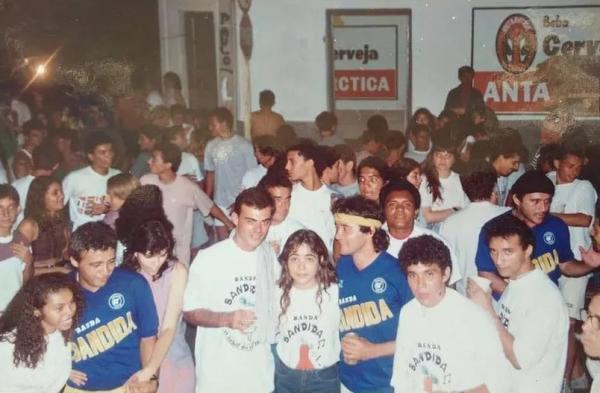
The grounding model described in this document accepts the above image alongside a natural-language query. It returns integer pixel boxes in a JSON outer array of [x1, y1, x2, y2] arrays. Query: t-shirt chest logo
[[543, 231, 556, 245], [108, 293, 125, 310], [371, 277, 387, 294]]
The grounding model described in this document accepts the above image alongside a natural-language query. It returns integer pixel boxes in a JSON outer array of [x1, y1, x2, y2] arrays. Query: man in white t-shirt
[[0, 184, 33, 312], [183, 187, 279, 393], [439, 161, 509, 293], [63, 132, 121, 230], [468, 214, 568, 393], [285, 142, 335, 251], [241, 135, 280, 190], [392, 234, 510, 393], [547, 143, 597, 390], [258, 172, 304, 255], [141, 142, 233, 265], [165, 125, 204, 182], [204, 107, 257, 240], [380, 180, 461, 287]]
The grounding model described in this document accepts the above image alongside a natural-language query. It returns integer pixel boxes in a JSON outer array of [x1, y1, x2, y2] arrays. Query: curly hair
[[122, 219, 176, 281], [277, 230, 336, 325], [0, 273, 84, 368], [115, 185, 172, 247], [398, 235, 451, 275], [332, 195, 389, 252], [24, 176, 67, 229]]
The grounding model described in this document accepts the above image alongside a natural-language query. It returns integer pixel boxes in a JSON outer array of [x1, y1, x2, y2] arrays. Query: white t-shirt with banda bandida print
[[183, 238, 276, 393], [274, 284, 340, 370], [392, 289, 511, 393]]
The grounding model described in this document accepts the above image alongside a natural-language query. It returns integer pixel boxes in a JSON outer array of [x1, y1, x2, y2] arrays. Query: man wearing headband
[[475, 171, 600, 297], [333, 195, 413, 393]]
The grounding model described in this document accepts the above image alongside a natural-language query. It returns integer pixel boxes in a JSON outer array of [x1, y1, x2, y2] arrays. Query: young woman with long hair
[[122, 219, 195, 392], [419, 134, 469, 232], [0, 273, 84, 392], [274, 229, 340, 393], [18, 176, 70, 274]]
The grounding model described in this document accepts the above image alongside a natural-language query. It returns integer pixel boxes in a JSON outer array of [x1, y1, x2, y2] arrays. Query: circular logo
[[496, 13, 537, 74], [371, 277, 387, 294], [108, 293, 125, 310], [543, 231, 556, 246]]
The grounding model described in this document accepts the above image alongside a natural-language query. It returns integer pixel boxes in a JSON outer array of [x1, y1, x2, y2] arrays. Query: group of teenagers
[[2, 73, 600, 393]]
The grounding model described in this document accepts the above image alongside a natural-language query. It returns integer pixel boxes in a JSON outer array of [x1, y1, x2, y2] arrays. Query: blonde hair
[[107, 173, 140, 200]]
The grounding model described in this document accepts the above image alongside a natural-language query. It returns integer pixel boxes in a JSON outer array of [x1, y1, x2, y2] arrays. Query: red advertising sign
[[472, 7, 600, 116], [334, 69, 397, 99]]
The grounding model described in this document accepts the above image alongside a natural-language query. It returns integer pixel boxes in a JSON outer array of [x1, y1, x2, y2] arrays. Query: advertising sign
[[333, 26, 398, 100], [472, 6, 600, 117]]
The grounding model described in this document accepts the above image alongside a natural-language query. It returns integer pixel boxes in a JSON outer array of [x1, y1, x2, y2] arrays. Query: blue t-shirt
[[476, 211, 574, 285], [69, 268, 159, 390], [337, 252, 413, 393]]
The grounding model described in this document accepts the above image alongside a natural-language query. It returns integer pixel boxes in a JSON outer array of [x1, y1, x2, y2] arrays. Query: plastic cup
[[470, 276, 492, 293]]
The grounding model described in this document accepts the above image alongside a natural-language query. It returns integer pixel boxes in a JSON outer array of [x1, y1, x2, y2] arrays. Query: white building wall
[[160, 0, 594, 124]]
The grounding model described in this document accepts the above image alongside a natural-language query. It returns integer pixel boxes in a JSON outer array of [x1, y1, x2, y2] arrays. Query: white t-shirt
[[0, 330, 71, 393], [141, 174, 213, 266], [419, 171, 470, 213], [287, 183, 335, 252], [62, 166, 121, 230], [183, 238, 275, 393], [0, 161, 8, 184], [11, 99, 32, 126], [204, 134, 257, 207], [439, 201, 510, 294], [331, 181, 359, 198], [274, 284, 340, 369], [0, 234, 25, 312], [384, 224, 461, 286], [241, 165, 267, 190], [404, 140, 432, 164], [392, 289, 511, 393], [265, 216, 305, 256], [547, 172, 597, 260], [11, 174, 34, 226], [177, 152, 204, 181], [496, 268, 569, 393]]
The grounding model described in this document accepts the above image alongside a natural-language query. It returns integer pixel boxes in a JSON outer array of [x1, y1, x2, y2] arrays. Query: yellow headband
[[335, 213, 382, 229]]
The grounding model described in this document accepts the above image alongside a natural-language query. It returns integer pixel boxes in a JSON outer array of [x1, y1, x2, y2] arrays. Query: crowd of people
[[0, 65, 600, 393]]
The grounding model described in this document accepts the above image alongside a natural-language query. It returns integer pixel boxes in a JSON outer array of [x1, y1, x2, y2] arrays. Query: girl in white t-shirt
[[419, 136, 469, 232], [0, 273, 83, 393], [275, 229, 341, 393]]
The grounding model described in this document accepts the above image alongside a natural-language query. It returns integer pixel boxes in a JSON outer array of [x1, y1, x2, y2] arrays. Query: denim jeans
[[274, 350, 340, 393]]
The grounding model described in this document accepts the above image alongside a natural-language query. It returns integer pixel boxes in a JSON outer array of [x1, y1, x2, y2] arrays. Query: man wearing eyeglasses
[[468, 213, 568, 393]]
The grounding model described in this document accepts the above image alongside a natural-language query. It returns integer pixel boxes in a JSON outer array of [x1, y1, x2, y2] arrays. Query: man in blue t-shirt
[[475, 171, 600, 297], [65, 222, 159, 393], [333, 195, 413, 393]]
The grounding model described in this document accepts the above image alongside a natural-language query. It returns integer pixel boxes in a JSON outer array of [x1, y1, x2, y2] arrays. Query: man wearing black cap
[[475, 170, 600, 297]]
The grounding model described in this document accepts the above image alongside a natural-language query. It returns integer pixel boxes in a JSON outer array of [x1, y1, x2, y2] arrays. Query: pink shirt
[[140, 174, 213, 265]]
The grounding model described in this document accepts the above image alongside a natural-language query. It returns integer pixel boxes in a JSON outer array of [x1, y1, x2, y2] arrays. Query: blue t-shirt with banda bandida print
[[336, 251, 413, 393], [476, 211, 574, 285], [69, 267, 158, 390]]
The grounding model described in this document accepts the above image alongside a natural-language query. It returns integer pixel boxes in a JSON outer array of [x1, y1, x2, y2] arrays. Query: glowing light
[[35, 64, 46, 76], [451, 16, 456, 20]]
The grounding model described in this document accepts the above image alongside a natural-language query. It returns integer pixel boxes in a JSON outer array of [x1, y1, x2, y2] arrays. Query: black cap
[[510, 171, 555, 199]]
